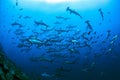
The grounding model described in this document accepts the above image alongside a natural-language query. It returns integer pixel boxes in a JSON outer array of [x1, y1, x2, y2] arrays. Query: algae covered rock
[[0, 43, 31, 80]]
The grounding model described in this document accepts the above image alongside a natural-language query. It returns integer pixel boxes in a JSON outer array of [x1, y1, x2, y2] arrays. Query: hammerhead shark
[[34, 20, 49, 28], [85, 20, 93, 31], [66, 7, 82, 19], [16, 0, 18, 6], [98, 8, 104, 20]]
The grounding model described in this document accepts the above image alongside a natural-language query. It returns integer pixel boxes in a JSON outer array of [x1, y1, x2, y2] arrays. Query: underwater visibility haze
[[0, 0, 120, 80]]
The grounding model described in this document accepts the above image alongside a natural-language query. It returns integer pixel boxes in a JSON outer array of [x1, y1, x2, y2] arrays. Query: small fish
[[24, 16, 31, 19], [68, 48, 79, 54], [66, 25, 76, 28], [56, 16, 64, 19], [64, 17, 71, 20], [19, 8, 23, 11], [56, 16, 70, 20], [14, 29, 24, 35], [71, 39, 78, 43], [105, 48, 112, 55], [55, 29, 69, 33], [18, 15, 22, 19], [27, 37, 42, 44], [54, 21, 62, 24], [41, 72, 51, 77], [111, 34, 118, 41], [30, 56, 54, 63]]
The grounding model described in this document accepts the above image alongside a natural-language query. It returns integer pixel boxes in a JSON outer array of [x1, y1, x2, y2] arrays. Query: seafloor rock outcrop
[[0, 44, 31, 80]]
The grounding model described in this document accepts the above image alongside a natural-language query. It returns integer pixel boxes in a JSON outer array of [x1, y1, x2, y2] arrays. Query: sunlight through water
[[10, 0, 110, 13]]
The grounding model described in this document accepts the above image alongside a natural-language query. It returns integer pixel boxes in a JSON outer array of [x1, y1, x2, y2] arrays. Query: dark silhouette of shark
[[98, 8, 104, 20], [34, 20, 49, 28], [66, 7, 82, 19], [56, 16, 70, 20], [106, 30, 111, 39], [85, 20, 93, 30], [11, 22, 23, 27], [16, 0, 18, 6]]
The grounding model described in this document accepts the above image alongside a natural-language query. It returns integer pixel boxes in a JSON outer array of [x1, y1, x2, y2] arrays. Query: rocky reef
[[0, 44, 31, 80]]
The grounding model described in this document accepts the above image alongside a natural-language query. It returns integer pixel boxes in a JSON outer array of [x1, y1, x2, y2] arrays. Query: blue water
[[0, 0, 120, 80]]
